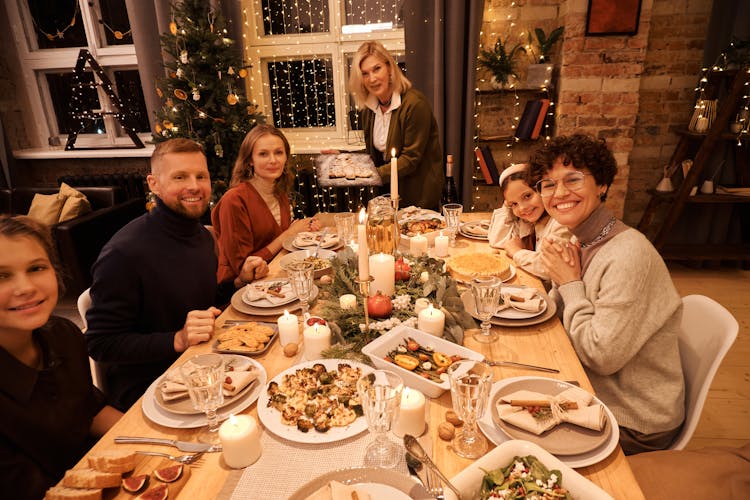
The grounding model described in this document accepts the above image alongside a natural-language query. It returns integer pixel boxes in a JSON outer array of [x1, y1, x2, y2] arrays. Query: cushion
[[59, 182, 87, 200], [27, 193, 64, 225], [59, 195, 92, 222]]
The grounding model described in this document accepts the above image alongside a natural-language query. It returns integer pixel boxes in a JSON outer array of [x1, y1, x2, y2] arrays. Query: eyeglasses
[[535, 171, 592, 197]]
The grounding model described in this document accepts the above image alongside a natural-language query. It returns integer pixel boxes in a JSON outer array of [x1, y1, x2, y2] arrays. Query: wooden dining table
[[69, 212, 645, 499]]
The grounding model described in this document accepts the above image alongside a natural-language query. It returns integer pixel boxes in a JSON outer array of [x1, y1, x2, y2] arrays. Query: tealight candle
[[418, 304, 445, 337], [369, 253, 395, 296], [393, 387, 426, 437], [414, 298, 431, 315], [434, 231, 449, 257], [277, 310, 299, 346], [410, 232, 428, 256], [303, 323, 331, 360], [219, 415, 261, 468], [390, 148, 398, 204], [357, 209, 369, 281], [339, 294, 357, 310]]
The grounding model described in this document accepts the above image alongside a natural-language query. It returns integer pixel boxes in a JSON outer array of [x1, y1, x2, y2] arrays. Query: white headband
[[498, 163, 529, 187]]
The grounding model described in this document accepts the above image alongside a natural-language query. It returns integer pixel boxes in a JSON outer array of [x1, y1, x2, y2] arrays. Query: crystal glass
[[357, 370, 403, 467], [334, 212, 355, 247], [367, 195, 400, 255], [471, 276, 501, 343], [442, 203, 463, 247], [284, 261, 315, 316], [180, 353, 225, 444], [447, 360, 493, 459]]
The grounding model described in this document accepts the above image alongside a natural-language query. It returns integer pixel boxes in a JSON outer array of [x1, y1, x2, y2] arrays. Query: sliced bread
[[44, 485, 102, 500], [62, 468, 121, 489], [87, 449, 136, 473]]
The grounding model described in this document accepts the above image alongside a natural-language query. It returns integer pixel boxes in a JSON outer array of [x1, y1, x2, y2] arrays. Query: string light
[[31, 0, 79, 41]]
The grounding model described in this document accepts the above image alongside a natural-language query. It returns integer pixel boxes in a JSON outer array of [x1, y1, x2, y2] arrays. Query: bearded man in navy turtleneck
[[85, 138, 267, 411]]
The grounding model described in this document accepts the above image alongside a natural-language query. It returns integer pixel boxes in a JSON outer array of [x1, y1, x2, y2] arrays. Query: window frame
[[4, 0, 150, 149]]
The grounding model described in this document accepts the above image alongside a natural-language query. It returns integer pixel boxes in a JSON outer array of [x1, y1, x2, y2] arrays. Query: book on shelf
[[515, 99, 544, 140], [479, 145, 500, 185], [530, 98, 551, 140], [474, 147, 493, 184]]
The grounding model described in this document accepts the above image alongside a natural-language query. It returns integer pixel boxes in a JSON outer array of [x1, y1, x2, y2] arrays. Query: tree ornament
[[180, 50, 189, 64], [176, 68, 184, 78], [162, 120, 174, 129], [214, 143, 224, 157], [169, 21, 177, 35], [192, 88, 200, 101], [238, 68, 248, 78], [174, 89, 188, 100], [227, 66, 235, 75], [227, 93, 238, 105], [156, 87, 163, 98]]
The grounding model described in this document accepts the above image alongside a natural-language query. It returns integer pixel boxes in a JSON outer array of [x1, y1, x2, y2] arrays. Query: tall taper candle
[[357, 208, 369, 280], [390, 148, 398, 204]]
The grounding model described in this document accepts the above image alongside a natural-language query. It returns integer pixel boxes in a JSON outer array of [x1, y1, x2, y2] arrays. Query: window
[[244, 0, 405, 152], [4, 0, 149, 148]]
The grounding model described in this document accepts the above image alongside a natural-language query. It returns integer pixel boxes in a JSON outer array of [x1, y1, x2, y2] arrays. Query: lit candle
[[418, 304, 445, 337], [414, 298, 431, 315], [390, 148, 398, 204], [368, 253, 395, 297], [357, 208, 369, 280], [434, 231, 449, 257], [339, 294, 357, 310], [219, 414, 262, 468], [303, 323, 331, 360], [277, 310, 299, 347], [409, 232, 428, 256], [393, 387, 426, 437]]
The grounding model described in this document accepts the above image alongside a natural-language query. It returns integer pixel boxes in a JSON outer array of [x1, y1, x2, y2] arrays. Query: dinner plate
[[477, 377, 620, 468], [277, 249, 336, 278], [495, 285, 548, 320], [460, 289, 557, 327], [257, 359, 373, 444], [397, 206, 441, 221], [212, 321, 279, 356], [154, 355, 256, 415], [288, 467, 430, 500], [231, 285, 319, 316], [241, 280, 296, 308], [459, 220, 490, 240], [283, 233, 342, 252], [142, 357, 267, 429]]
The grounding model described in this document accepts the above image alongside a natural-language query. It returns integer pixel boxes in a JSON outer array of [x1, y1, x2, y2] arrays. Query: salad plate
[[458, 220, 490, 240], [241, 280, 296, 308], [288, 467, 430, 500]]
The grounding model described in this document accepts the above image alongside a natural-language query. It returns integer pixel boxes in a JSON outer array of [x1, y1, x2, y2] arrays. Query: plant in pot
[[478, 37, 527, 89], [526, 26, 563, 88]]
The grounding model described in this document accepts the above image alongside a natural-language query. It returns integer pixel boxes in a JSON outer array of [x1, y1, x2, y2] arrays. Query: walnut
[[445, 410, 463, 427], [438, 422, 455, 441]]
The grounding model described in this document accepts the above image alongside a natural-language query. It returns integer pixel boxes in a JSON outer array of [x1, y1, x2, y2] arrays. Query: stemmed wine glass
[[180, 353, 225, 444], [447, 359, 493, 459], [285, 261, 315, 316], [471, 275, 502, 343], [442, 203, 463, 247], [356, 370, 404, 467]]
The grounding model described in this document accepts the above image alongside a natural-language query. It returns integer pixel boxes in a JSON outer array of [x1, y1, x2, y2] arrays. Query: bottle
[[441, 154, 459, 207]]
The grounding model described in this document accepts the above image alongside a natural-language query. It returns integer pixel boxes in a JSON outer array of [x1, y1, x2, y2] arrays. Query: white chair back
[[77, 288, 105, 391], [670, 294, 738, 450]]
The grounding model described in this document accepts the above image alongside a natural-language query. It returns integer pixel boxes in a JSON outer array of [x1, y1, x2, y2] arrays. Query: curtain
[[403, 0, 484, 206]]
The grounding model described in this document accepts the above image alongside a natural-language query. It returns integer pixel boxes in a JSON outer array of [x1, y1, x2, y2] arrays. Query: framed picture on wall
[[586, 0, 642, 36]]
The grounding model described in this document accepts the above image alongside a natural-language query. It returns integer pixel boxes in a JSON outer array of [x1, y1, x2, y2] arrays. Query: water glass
[[285, 261, 315, 316], [442, 203, 463, 247], [471, 276, 501, 343], [447, 360, 493, 459], [334, 212, 355, 247], [357, 370, 403, 468], [180, 353, 225, 444]]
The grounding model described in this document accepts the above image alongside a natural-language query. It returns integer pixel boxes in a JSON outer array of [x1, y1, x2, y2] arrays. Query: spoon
[[403, 435, 462, 500]]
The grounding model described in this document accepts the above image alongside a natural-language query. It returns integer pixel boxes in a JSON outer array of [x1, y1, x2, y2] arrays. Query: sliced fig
[[154, 463, 183, 483], [136, 482, 168, 500], [122, 474, 149, 493]]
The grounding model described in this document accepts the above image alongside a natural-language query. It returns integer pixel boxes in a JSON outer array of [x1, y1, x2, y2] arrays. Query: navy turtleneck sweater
[[85, 200, 232, 411]]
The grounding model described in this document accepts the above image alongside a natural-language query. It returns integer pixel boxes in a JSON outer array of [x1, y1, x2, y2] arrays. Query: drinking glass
[[442, 203, 463, 247], [447, 360, 493, 459], [180, 353, 225, 444], [367, 195, 400, 255], [334, 212, 355, 247], [471, 276, 501, 343], [285, 261, 315, 316], [357, 370, 404, 467]]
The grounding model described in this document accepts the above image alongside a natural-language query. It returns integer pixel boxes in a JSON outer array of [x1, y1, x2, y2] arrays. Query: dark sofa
[[0, 186, 146, 295]]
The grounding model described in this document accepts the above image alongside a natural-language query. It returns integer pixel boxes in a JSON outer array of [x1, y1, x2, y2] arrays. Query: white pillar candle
[[357, 208, 369, 280], [392, 387, 426, 437], [409, 232, 428, 256], [303, 323, 332, 360], [219, 414, 261, 468], [339, 294, 357, 310], [414, 298, 431, 316], [434, 231, 449, 257], [418, 304, 445, 337], [390, 148, 398, 204], [368, 253, 395, 297], [277, 310, 299, 346]]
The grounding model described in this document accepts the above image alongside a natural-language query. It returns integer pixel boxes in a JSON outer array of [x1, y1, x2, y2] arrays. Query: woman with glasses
[[488, 163, 572, 282], [531, 134, 685, 455]]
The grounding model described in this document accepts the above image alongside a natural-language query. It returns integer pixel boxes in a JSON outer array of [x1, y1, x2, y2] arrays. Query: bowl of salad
[[279, 249, 336, 278]]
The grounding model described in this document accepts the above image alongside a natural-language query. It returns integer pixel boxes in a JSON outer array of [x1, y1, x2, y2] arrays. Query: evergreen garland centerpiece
[[152, 0, 264, 190]]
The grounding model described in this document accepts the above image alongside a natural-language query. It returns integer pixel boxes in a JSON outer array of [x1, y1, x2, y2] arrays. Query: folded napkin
[[160, 362, 255, 400], [243, 282, 293, 305], [500, 288, 544, 313], [304, 480, 371, 500], [294, 232, 339, 248], [222, 369, 259, 396], [496, 387, 606, 435], [464, 221, 490, 236]]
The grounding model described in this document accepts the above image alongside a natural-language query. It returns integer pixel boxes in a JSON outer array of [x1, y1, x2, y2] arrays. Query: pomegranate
[[367, 291, 393, 318], [394, 257, 411, 281]]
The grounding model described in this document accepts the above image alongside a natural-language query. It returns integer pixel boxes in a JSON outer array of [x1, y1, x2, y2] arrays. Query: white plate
[[495, 285, 548, 319], [477, 376, 620, 468], [277, 249, 336, 278], [459, 220, 490, 240], [461, 289, 558, 328], [141, 357, 267, 429], [445, 440, 614, 500], [242, 280, 296, 308], [398, 206, 441, 221], [288, 467, 430, 500], [231, 285, 319, 317], [257, 359, 373, 444]]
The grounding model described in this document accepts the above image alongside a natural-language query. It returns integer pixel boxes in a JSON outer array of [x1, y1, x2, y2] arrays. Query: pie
[[447, 252, 512, 282]]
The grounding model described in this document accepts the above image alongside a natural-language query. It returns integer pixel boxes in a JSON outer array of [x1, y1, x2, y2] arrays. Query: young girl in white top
[[488, 163, 572, 281]]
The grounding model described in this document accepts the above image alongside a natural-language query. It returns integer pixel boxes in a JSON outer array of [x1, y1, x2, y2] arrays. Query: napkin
[[222, 369, 259, 396], [463, 221, 490, 236], [500, 288, 544, 313], [496, 387, 606, 435], [294, 232, 339, 248], [304, 480, 372, 500], [160, 362, 256, 400], [243, 282, 293, 305]]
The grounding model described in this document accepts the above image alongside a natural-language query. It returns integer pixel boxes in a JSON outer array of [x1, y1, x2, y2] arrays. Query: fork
[[135, 450, 204, 464], [311, 228, 329, 258], [424, 464, 445, 500]]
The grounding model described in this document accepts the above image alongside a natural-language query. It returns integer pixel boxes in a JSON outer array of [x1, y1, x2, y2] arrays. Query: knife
[[114, 436, 219, 452], [484, 360, 559, 373]]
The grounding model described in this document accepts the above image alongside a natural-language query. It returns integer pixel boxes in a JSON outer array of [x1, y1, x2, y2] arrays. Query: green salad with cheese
[[480, 455, 573, 499]]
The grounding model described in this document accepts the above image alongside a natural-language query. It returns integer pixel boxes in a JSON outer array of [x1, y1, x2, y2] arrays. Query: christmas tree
[[152, 0, 264, 190]]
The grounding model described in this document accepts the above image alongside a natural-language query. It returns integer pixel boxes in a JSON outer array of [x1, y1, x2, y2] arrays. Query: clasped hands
[[540, 237, 582, 286]]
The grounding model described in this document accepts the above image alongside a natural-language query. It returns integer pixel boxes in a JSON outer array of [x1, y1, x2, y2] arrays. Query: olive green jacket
[[361, 88, 444, 210]]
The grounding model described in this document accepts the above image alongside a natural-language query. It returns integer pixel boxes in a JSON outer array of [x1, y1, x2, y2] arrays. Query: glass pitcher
[[366, 195, 400, 255]]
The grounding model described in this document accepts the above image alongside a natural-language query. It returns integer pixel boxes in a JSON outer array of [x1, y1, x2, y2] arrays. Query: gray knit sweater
[[553, 228, 685, 434]]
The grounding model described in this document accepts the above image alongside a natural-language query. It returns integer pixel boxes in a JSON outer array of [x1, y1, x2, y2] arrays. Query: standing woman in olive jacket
[[350, 41, 444, 210]]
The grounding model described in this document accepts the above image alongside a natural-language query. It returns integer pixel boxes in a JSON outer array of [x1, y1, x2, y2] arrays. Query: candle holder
[[356, 275, 374, 342]]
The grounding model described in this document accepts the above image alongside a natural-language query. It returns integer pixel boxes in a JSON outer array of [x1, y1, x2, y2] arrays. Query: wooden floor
[[54, 263, 750, 449]]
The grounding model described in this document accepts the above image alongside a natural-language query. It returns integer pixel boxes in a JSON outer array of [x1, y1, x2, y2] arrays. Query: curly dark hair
[[530, 134, 617, 200]]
